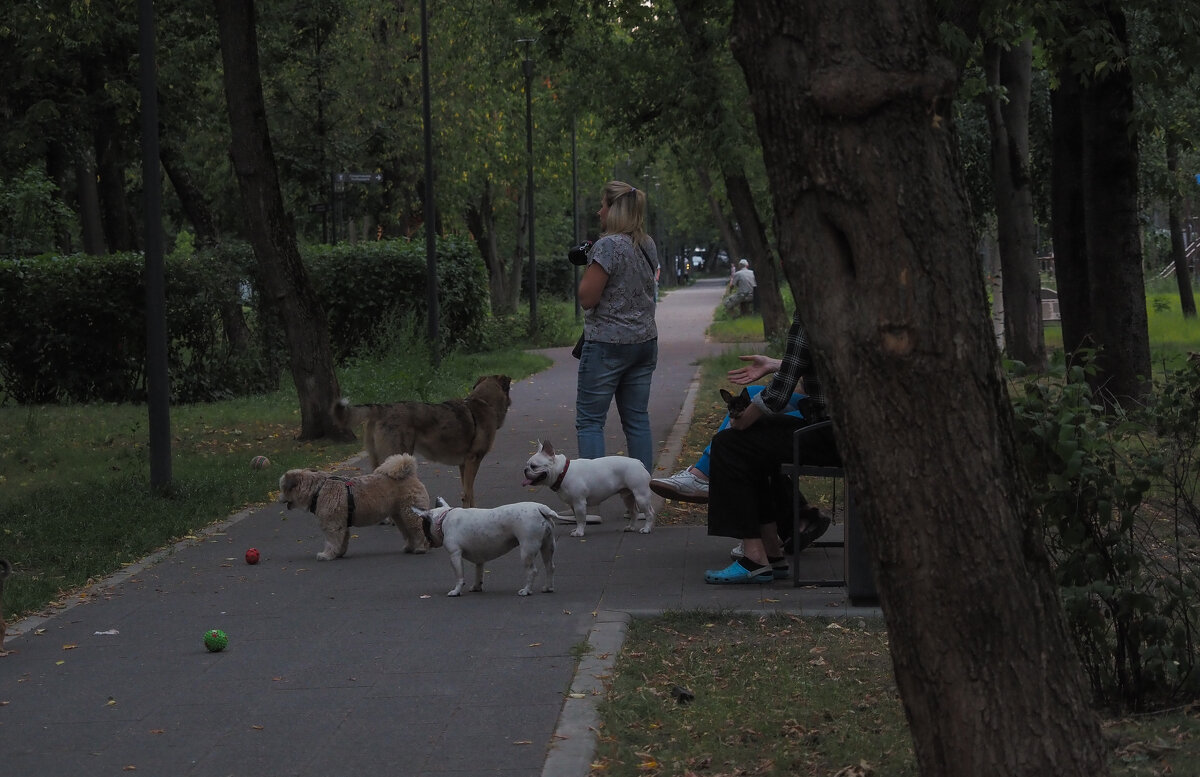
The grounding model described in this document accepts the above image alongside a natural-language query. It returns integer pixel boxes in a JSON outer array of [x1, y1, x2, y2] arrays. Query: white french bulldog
[[411, 497, 557, 597], [522, 440, 655, 537]]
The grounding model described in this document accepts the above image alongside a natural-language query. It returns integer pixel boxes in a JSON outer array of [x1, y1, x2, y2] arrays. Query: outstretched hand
[[727, 355, 781, 385]]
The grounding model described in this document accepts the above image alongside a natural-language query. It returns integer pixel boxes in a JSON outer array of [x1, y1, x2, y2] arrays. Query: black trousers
[[706, 415, 840, 541]]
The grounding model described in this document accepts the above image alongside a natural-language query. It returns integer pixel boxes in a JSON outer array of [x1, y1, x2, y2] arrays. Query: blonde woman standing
[[575, 180, 659, 474]]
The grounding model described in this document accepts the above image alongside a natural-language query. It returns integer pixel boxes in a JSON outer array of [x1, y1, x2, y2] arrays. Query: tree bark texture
[[730, 2, 1109, 776], [1050, 70, 1090, 358], [465, 180, 512, 315], [1051, 5, 1150, 404], [1166, 133, 1196, 317], [983, 38, 1044, 369], [214, 0, 349, 441], [1077, 11, 1150, 404]]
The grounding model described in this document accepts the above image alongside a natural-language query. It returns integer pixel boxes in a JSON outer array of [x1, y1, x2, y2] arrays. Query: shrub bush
[[0, 236, 491, 404], [1011, 352, 1200, 710]]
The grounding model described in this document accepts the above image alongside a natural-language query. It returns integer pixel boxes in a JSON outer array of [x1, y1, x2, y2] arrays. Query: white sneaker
[[649, 468, 710, 503], [556, 507, 602, 525]]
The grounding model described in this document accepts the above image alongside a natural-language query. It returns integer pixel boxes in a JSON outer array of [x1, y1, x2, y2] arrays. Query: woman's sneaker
[[650, 468, 710, 503]]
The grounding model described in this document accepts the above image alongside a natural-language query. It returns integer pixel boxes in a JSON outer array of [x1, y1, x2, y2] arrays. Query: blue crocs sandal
[[705, 560, 773, 584]]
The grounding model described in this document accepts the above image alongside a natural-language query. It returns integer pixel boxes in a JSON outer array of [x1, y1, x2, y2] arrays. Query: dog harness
[[309, 477, 357, 526], [550, 458, 570, 491]]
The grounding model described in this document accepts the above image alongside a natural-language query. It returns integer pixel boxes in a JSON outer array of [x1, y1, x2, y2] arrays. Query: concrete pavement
[[0, 277, 879, 777]]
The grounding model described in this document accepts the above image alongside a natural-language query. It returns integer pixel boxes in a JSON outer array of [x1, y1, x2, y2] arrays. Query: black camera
[[568, 240, 593, 266]]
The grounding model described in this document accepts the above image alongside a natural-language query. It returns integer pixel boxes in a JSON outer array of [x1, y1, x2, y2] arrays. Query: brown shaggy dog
[[279, 454, 431, 560], [333, 374, 512, 507]]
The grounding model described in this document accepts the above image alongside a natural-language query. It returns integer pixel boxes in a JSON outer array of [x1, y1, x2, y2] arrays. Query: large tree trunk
[[214, 0, 349, 441], [1051, 5, 1150, 405], [723, 171, 788, 337], [465, 180, 512, 315], [1166, 133, 1196, 318], [984, 37, 1044, 369], [730, 3, 1108, 776], [1078, 8, 1150, 404]]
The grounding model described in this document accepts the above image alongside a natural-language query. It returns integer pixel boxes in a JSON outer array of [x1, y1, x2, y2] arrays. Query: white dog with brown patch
[[521, 439, 655, 537], [411, 497, 558, 597]]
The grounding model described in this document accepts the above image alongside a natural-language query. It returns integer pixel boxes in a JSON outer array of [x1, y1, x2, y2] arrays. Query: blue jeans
[[576, 339, 658, 472]]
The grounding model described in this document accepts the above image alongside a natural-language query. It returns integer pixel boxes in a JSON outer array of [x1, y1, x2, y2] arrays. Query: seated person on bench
[[698, 310, 839, 584], [651, 361, 805, 564]]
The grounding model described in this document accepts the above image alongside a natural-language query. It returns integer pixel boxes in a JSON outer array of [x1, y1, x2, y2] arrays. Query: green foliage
[[1011, 351, 1200, 709], [0, 237, 492, 405], [0, 251, 266, 404], [304, 236, 489, 356], [0, 167, 75, 258]]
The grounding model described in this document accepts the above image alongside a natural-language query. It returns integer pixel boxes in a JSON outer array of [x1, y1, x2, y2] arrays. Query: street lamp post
[[519, 38, 537, 333], [139, 0, 171, 491], [571, 114, 580, 321], [421, 0, 440, 363]]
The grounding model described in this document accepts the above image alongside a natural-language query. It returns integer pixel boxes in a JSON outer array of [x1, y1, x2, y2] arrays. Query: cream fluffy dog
[[279, 453, 430, 560]]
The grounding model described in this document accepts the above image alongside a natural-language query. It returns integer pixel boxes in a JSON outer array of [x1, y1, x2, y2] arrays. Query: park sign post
[[329, 171, 384, 243]]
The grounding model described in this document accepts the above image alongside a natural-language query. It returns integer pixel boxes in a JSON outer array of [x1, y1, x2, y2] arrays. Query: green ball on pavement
[[204, 629, 228, 652]]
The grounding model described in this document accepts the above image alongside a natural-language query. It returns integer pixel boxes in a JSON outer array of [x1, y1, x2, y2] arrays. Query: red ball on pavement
[[245, 548, 260, 565]]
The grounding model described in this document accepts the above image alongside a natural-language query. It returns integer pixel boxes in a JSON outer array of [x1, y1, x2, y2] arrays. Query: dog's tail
[[537, 504, 560, 526], [377, 453, 419, 480]]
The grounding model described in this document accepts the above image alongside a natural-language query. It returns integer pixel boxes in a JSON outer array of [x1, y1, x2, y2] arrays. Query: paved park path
[[1, 277, 878, 777]]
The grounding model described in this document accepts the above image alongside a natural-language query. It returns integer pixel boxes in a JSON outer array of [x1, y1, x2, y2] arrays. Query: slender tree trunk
[[75, 149, 107, 256], [1051, 68, 1090, 357], [723, 171, 788, 337], [160, 138, 252, 354], [1167, 133, 1196, 318], [696, 167, 744, 263], [213, 0, 350, 441], [984, 37, 1044, 369], [465, 180, 511, 315], [88, 55, 136, 253], [731, 2, 1108, 776]]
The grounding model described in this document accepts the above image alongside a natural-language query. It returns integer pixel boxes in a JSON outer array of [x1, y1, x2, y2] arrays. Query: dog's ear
[[719, 389, 735, 403], [435, 496, 449, 508], [541, 439, 555, 456]]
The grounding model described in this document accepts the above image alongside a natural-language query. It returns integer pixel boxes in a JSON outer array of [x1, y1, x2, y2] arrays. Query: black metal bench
[[781, 421, 878, 605]]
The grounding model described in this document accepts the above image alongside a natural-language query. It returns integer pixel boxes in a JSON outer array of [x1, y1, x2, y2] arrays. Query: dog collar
[[422, 509, 451, 548], [550, 458, 570, 491]]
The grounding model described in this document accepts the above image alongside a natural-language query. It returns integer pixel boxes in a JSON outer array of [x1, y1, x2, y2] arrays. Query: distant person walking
[[574, 180, 660, 473], [725, 259, 756, 316]]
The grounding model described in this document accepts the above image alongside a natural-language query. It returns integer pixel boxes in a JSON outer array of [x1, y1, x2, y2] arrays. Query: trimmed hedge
[[305, 237, 489, 358], [0, 237, 490, 404]]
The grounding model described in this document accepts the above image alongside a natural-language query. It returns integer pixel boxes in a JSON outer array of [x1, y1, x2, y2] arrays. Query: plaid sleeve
[[756, 312, 810, 413]]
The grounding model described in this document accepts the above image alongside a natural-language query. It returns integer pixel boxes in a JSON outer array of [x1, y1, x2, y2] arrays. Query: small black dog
[[719, 387, 752, 419]]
